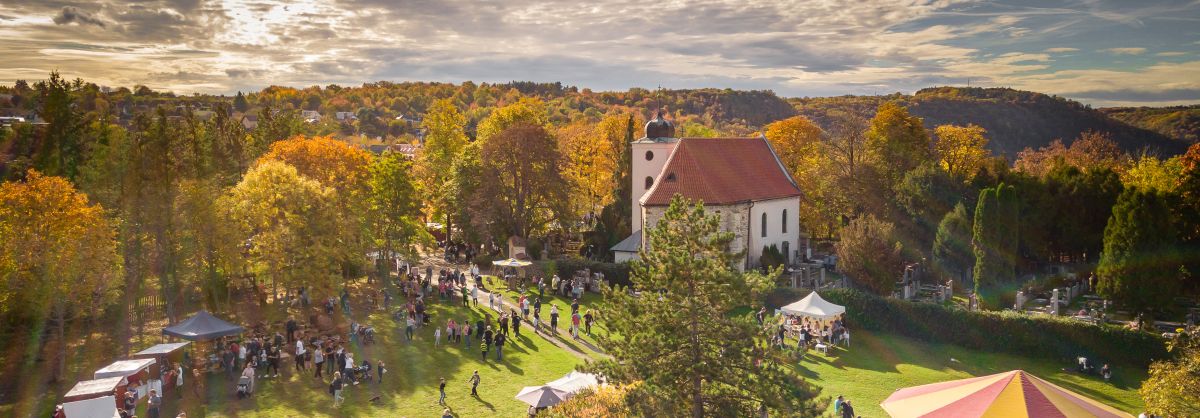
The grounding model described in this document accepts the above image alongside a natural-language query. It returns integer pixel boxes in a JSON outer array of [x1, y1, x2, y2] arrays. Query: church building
[[611, 111, 807, 270]]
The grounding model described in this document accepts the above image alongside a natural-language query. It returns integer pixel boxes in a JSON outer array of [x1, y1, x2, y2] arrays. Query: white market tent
[[780, 291, 845, 320], [93, 358, 156, 380], [493, 258, 533, 268], [63, 376, 126, 401], [62, 395, 121, 418], [547, 371, 599, 394], [516, 385, 571, 408]]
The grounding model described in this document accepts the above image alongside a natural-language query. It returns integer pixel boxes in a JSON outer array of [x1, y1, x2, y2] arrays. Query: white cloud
[[1156, 51, 1189, 57], [0, 0, 1195, 106], [1103, 47, 1147, 55]]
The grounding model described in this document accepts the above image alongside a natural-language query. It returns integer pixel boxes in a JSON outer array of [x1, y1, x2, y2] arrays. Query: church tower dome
[[644, 109, 675, 139]]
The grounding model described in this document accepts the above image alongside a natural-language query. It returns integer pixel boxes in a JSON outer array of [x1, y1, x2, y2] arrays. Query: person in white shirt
[[295, 339, 307, 371]]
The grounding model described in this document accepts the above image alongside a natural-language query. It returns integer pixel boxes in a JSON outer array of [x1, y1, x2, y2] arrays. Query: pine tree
[[233, 91, 249, 112], [933, 202, 973, 283], [593, 196, 824, 417], [1097, 188, 1180, 316]]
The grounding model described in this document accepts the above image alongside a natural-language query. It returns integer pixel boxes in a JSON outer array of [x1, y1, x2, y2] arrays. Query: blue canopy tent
[[162, 310, 244, 341]]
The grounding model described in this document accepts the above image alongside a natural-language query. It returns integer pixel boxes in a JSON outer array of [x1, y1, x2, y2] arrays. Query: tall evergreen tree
[[1097, 188, 1180, 316], [233, 91, 249, 112], [594, 196, 824, 417], [973, 183, 1018, 298], [933, 202, 974, 284]]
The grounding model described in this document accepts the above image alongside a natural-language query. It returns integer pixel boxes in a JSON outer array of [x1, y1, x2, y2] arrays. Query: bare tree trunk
[[53, 305, 67, 383]]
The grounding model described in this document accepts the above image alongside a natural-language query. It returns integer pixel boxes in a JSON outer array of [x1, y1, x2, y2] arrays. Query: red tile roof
[[640, 137, 801, 206]]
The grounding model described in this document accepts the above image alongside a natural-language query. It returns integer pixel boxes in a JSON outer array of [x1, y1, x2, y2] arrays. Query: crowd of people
[[71, 254, 606, 418]]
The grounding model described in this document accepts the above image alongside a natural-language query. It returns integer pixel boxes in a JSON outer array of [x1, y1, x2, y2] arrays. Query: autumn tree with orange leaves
[[0, 170, 121, 381], [258, 135, 374, 277]]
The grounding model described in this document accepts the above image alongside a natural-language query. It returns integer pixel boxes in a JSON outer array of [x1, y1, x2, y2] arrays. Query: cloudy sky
[[1, 0, 1197, 106]]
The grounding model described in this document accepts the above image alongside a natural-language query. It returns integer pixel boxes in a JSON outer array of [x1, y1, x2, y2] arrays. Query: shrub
[[526, 238, 544, 260], [763, 287, 1169, 368], [759, 244, 785, 271], [554, 257, 632, 288]]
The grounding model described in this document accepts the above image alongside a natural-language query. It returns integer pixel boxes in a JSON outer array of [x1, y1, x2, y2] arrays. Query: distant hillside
[[1100, 105, 1200, 143], [789, 87, 1190, 158]]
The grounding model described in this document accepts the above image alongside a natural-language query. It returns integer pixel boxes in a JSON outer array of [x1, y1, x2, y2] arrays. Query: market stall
[[779, 291, 847, 351], [63, 376, 127, 405], [62, 395, 121, 418], [93, 358, 156, 399], [130, 342, 190, 393], [162, 310, 244, 373]]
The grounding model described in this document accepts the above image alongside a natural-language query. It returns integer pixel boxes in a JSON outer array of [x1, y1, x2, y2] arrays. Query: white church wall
[[748, 197, 801, 267], [631, 141, 678, 229]]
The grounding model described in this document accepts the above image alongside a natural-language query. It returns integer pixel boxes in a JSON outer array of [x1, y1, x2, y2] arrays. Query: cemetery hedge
[[766, 288, 1169, 368]]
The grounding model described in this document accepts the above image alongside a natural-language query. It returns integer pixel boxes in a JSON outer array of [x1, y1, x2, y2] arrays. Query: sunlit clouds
[[0, 0, 1196, 106]]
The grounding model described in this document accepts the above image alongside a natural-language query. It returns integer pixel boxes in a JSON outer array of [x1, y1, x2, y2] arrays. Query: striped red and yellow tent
[[880, 370, 1132, 418]]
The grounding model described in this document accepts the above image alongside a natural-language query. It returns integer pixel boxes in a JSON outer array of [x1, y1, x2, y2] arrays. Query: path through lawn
[[796, 330, 1146, 417]]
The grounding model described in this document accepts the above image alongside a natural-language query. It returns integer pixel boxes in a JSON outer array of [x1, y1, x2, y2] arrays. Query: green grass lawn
[[483, 275, 612, 356], [159, 301, 584, 417], [796, 330, 1146, 417]]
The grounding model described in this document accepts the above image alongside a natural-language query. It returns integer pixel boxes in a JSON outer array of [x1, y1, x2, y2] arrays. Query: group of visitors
[[834, 395, 859, 418]]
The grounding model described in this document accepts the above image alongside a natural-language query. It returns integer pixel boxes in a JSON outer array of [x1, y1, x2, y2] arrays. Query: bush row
[[553, 257, 632, 288], [765, 287, 1168, 368]]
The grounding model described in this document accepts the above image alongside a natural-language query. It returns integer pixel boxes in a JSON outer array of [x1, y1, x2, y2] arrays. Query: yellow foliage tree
[[933, 124, 991, 181], [558, 121, 615, 221], [0, 170, 121, 381], [1122, 154, 1183, 193], [416, 99, 468, 239], [477, 97, 550, 143], [222, 161, 339, 300], [546, 384, 637, 418], [764, 116, 843, 237], [258, 135, 374, 275]]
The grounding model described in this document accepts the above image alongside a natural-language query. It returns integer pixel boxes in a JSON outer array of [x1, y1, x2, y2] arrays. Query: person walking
[[495, 332, 506, 361], [377, 360, 386, 384], [488, 292, 495, 311], [460, 319, 470, 347], [286, 316, 297, 343], [325, 343, 336, 376], [295, 338, 307, 371], [405, 315, 416, 341], [472, 284, 479, 306], [313, 344, 324, 378], [438, 377, 447, 405], [550, 305, 559, 334], [267, 344, 281, 378], [584, 309, 594, 336], [469, 370, 480, 397], [512, 313, 521, 337], [122, 389, 136, 417], [841, 400, 855, 418], [434, 326, 442, 348], [191, 367, 203, 398], [147, 389, 162, 418], [571, 311, 581, 339], [330, 372, 345, 407], [480, 340, 489, 361], [174, 363, 183, 399]]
